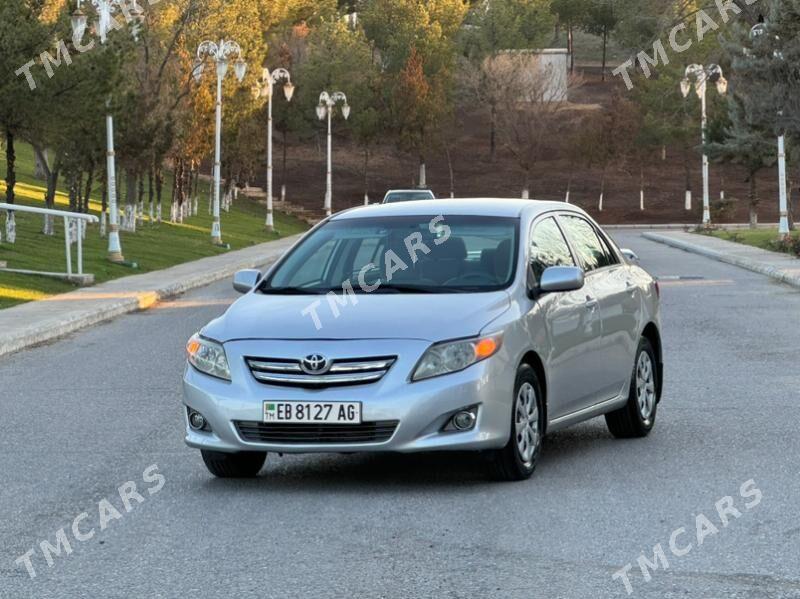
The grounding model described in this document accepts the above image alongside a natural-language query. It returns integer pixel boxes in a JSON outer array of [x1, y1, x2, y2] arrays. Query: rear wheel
[[201, 450, 267, 478], [491, 364, 543, 481], [605, 337, 658, 438]]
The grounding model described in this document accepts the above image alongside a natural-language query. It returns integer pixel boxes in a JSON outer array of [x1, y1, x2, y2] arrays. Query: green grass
[[0, 142, 308, 309], [706, 229, 800, 253]]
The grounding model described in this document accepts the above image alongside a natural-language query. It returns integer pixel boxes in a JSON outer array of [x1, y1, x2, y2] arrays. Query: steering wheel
[[443, 272, 498, 286]]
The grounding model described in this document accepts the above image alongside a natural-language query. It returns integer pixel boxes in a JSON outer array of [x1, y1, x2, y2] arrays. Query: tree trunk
[[684, 148, 692, 210], [100, 175, 108, 237], [445, 145, 455, 198], [522, 168, 531, 199], [83, 164, 95, 213], [137, 174, 145, 225], [124, 170, 137, 232], [748, 173, 758, 229], [155, 167, 163, 223], [418, 157, 426, 188], [5, 130, 15, 204], [639, 165, 645, 211], [489, 102, 497, 162], [601, 28, 608, 81], [363, 147, 370, 205], [568, 25, 574, 73], [147, 168, 154, 222], [788, 176, 795, 231], [565, 173, 572, 203], [599, 170, 606, 211]]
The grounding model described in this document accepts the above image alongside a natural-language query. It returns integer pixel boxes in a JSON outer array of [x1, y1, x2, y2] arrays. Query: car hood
[[204, 291, 511, 343]]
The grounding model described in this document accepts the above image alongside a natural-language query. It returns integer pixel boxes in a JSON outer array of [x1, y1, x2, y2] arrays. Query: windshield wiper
[[370, 284, 441, 294], [260, 286, 330, 295]]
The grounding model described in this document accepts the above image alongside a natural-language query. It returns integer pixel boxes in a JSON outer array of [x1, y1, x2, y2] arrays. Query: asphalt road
[[2, 230, 799, 599]]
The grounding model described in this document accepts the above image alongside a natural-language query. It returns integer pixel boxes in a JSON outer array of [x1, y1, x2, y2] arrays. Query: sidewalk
[[643, 231, 800, 289], [0, 235, 301, 358]]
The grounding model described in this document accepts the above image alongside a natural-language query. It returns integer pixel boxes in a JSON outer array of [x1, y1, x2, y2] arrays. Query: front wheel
[[491, 364, 544, 481], [605, 337, 658, 438], [201, 450, 267, 478]]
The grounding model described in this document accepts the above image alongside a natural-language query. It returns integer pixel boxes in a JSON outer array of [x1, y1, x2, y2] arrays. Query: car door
[[558, 214, 638, 401], [526, 216, 603, 420]]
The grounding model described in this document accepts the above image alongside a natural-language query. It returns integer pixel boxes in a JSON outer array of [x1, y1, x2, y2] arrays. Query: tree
[[461, 0, 555, 160], [0, 0, 49, 208], [575, 91, 639, 212], [581, 0, 619, 80], [494, 54, 573, 198], [708, 95, 776, 228], [361, 0, 468, 183], [551, 0, 588, 72]]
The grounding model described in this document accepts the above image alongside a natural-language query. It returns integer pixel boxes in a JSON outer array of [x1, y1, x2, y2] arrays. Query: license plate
[[263, 401, 362, 424]]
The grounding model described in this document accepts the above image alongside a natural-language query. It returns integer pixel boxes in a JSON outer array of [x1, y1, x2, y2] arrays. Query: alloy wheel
[[515, 382, 540, 467], [636, 352, 656, 422]]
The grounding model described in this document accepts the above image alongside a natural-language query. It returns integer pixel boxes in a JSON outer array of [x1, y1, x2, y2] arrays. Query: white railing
[[0, 203, 99, 281]]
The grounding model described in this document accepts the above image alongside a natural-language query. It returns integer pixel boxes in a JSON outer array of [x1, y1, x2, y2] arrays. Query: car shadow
[[197, 421, 633, 493]]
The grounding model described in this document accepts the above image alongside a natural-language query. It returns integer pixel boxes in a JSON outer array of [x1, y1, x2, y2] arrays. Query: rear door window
[[559, 215, 616, 272]]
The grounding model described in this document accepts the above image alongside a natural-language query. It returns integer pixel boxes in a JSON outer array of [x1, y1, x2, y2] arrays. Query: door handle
[[585, 298, 599, 311]]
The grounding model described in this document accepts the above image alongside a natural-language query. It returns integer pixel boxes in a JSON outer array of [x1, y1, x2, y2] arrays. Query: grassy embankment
[[0, 143, 307, 309]]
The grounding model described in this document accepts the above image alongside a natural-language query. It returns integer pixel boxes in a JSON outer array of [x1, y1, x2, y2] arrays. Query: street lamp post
[[316, 91, 351, 217], [72, 0, 144, 262], [681, 64, 728, 227], [193, 39, 247, 245], [750, 23, 790, 237], [253, 68, 294, 231]]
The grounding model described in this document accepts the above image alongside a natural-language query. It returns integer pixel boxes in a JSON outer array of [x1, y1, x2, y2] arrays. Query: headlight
[[186, 333, 231, 381], [412, 334, 502, 382]]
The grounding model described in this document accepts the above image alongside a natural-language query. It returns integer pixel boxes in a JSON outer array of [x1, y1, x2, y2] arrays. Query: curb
[[642, 232, 800, 290], [0, 235, 302, 359]]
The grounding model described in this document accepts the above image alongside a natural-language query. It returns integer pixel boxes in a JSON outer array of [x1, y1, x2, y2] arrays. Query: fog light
[[452, 410, 477, 431], [188, 409, 209, 431]]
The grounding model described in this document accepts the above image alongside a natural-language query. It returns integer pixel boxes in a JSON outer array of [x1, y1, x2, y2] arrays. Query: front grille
[[235, 420, 399, 444], [246, 356, 396, 387]]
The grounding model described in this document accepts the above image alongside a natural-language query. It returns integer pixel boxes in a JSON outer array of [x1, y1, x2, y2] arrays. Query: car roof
[[332, 198, 589, 221], [383, 189, 434, 195]]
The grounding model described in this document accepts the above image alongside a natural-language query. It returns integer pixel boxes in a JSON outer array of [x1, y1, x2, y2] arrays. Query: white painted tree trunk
[[156, 202, 162, 223], [192, 197, 198, 216], [5, 212, 15, 244], [419, 162, 426, 188], [42, 214, 54, 236], [148, 202, 154, 223], [640, 189, 645, 211], [364, 193, 369, 206], [565, 190, 570, 204], [281, 184, 286, 202], [598, 192, 604, 211], [100, 211, 107, 237], [522, 188, 530, 199], [685, 190, 692, 210]]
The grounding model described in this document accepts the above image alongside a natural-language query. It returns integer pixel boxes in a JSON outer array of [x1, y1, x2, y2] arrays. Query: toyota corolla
[[183, 199, 662, 481]]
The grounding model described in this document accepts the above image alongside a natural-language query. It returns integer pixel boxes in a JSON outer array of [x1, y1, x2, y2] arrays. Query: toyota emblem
[[301, 354, 330, 374]]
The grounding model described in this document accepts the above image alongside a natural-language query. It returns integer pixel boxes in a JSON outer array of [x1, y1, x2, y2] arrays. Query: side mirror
[[233, 269, 261, 294], [539, 266, 585, 293], [620, 248, 640, 263]]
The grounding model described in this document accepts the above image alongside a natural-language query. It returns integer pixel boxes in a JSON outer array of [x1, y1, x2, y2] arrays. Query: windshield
[[384, 191, 435, 203], [262, 215, 519, 294]]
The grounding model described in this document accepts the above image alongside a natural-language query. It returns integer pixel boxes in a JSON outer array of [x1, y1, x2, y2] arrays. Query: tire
[[605, 337, 658, 439], [491, 364, 544, 481], [201, 450, 267, 478]]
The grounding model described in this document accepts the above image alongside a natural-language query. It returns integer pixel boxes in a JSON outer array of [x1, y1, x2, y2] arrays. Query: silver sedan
[[183, 199, 662, 481]]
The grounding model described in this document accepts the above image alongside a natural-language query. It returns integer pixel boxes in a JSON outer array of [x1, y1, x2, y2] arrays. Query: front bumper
[[182, 338, 514, 454]]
